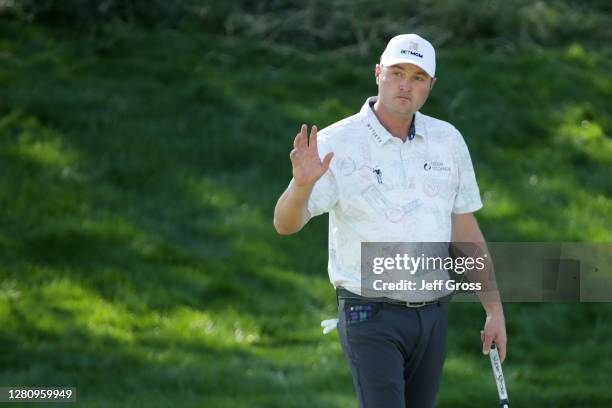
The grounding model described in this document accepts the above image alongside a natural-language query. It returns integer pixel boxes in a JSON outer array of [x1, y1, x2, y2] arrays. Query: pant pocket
[[343, 300, 382, 325]]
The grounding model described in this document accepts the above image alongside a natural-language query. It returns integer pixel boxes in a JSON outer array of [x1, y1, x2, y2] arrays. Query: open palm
[[290, 124, 334, 187]]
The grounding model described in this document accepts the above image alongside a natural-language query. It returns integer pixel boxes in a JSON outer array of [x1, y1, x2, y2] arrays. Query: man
[[273, 33, 507, 408]]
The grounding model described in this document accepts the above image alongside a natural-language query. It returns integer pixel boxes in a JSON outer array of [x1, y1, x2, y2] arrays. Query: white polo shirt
[[291, 96, 483, 296]]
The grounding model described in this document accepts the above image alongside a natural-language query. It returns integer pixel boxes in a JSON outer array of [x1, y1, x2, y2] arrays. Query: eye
[[415, 75, 425, 81]]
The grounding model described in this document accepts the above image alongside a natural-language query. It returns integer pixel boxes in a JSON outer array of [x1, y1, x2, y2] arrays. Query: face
[[375, 63, 436, 117]]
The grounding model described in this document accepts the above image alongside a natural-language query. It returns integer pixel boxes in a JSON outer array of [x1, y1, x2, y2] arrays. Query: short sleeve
[[452, 132, 483, 214]]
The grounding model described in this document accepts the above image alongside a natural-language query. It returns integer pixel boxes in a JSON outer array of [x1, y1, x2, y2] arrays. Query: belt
[[336, 287, 443, 308]]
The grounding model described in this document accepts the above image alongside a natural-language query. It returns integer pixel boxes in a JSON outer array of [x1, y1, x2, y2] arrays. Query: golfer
[[273, 33, 507, 408]]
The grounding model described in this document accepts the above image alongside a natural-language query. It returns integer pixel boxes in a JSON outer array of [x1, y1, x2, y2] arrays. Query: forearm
[[466, 240, 502, 311], [273, 180, 314, 235], [451, 213, 503, 313]]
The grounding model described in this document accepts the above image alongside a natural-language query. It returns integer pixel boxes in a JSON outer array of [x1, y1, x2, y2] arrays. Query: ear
[[430, 77, 437, 90], [375, 64, 382, 85]]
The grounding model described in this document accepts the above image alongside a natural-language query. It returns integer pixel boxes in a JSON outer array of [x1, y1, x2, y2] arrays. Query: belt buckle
[[406, 301, 426, 308]]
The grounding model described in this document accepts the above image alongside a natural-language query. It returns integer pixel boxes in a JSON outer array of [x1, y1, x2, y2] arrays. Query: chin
[[394, 100, 414, 109], [392, 105, 414, 115]]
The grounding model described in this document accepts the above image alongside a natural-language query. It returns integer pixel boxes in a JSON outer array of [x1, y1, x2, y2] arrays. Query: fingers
[[301, 124, 309, 149], [294, 124, 320, 150], [497, 339, 507, 363], [293, 133, 300, 149], [482, 331, 494, 355], [309, 125, 318, 150], [321, 152, 334, 171], [294, 124, 308, 150], [481, 330, 507, 362]]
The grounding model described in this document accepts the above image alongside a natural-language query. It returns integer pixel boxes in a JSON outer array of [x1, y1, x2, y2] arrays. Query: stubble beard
[[388, 96, 415, 118]]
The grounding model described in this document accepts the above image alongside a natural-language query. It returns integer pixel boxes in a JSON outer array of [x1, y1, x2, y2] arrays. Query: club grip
[[489, 342, 509, 404]]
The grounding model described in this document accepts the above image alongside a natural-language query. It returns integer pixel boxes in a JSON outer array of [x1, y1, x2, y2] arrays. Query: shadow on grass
[[1, 21, 611, 407], [0, 292, 351, 407]]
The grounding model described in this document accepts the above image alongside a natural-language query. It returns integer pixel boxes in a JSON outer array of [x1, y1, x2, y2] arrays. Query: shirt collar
[[413, 111, 427, 140], [360, 96, 427, 146]]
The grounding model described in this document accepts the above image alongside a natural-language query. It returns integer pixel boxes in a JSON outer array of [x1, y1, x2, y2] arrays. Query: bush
[[7, 0, 187, 27], [3, 0, 611, 53]]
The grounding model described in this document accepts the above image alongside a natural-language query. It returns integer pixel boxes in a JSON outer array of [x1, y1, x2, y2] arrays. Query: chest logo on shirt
[[423, 161, 451, 172]]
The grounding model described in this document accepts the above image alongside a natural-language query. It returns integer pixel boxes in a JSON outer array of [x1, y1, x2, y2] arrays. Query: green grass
[[0, 19, 611, 407]]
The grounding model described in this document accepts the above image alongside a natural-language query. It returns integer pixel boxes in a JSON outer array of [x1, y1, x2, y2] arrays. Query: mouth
[[396, 95, 412, 101]]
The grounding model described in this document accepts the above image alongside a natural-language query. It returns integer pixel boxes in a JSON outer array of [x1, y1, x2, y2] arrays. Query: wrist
[[484, 301, 504, 317], [293, 179, 316, 189], [291, 178, 316, 194]]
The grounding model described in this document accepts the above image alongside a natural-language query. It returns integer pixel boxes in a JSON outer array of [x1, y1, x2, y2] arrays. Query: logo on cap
[[381, 34, 436, 77], [400, 49, 423, 58]]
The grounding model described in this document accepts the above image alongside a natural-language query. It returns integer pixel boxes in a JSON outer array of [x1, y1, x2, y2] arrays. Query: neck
[[372, 100, 415, 142]]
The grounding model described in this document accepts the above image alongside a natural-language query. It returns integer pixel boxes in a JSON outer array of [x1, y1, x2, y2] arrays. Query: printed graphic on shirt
[[294, 96, 483, 292]]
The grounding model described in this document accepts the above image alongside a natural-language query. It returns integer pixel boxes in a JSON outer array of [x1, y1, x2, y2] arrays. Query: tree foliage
[[3, 0, 611, 52]]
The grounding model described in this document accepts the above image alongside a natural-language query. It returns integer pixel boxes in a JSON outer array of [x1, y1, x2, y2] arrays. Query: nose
[[399, 79, 412, 91]]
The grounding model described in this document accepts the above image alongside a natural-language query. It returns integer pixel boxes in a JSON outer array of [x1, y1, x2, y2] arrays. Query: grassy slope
[[0, 20, 611, 407]]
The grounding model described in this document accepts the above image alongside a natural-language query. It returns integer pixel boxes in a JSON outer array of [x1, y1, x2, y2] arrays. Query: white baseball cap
[[380, 34, 436, 78]]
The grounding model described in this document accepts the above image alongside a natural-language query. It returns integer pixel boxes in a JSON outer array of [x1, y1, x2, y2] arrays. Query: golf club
[[489, 342, 509, 408]]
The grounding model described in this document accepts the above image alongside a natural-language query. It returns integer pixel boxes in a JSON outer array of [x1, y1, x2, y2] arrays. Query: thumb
[[321, 152, 334, 171], [482, 332, 493, 355]]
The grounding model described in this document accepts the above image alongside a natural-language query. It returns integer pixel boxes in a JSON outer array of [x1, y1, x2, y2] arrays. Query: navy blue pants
[[338, 293, 449, 408]]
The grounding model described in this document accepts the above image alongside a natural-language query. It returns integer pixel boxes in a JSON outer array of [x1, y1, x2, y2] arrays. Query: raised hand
[[290, 124, 334, 187]]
